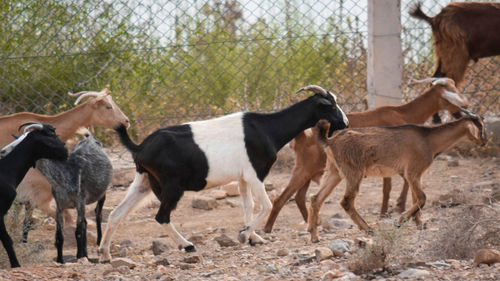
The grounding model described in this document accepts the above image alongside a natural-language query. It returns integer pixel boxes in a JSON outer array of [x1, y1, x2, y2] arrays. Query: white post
[[367, 0, 403, 108]]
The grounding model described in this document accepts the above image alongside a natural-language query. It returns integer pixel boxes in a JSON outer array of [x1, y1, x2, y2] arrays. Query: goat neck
[[244, 98, 323, 151], [396, 88, 443, 124], [0, 139, 39, 186], [34, 103, 93, 142], [426, 119, 472, 157]]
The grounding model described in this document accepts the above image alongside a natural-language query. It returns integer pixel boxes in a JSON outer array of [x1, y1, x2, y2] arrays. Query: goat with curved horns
[[98, 85, 348, 262], [0, 122, 68, 268], [264, 78, 469, 233], [0, 89, 129, 242]]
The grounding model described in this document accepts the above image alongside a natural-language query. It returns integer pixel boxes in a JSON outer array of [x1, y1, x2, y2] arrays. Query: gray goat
[[36, 132, 112, 263]]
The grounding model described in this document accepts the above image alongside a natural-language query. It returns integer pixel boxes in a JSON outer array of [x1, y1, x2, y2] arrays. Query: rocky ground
[[0, 147, 499, 280]]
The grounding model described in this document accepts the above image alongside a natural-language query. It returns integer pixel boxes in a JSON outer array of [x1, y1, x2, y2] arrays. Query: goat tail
[[409, 3, 433, 26], [114, 124, 140, 153], [314, 119, 331, 146]]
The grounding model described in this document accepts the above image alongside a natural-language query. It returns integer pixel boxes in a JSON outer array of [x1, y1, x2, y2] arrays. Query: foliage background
[[0, 0, 498, 141]]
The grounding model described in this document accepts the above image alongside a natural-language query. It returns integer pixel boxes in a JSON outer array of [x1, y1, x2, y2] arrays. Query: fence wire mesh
[[0, 0, 498, 141]]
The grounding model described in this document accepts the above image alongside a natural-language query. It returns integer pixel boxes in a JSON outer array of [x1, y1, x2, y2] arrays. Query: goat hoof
[[184, 245, 196, 252], [249, 239, 264, 246]]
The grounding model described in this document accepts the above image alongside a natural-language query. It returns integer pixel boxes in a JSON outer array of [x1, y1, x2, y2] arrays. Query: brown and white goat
[[307, 112, 486, 242], [0, 89, 129, 241], [264, 78, 468, 233], [410, 2, 500, 85]]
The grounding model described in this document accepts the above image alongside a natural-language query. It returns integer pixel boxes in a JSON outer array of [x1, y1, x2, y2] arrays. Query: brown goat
[[308, 112, 486, 242], [264, 78, 468, 233], [410, 2, 500, 85]]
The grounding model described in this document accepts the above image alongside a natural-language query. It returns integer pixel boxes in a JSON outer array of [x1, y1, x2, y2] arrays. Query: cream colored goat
[[307, 112, 487, 242], [0, 89, 129, 241], [264, 78, 469, 233]]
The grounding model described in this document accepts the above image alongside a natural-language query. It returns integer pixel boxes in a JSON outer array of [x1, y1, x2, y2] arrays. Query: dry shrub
[[429, 203, 500, 260], [348, 223, 403, 275], [0, 201, 46, 268]]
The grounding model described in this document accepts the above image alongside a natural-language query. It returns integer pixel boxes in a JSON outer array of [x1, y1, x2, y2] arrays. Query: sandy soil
[[0, 149, 499, 280]]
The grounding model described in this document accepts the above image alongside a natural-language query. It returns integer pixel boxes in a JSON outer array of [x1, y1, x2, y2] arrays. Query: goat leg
[[95, 195, 106, 246], [55, 206, 65, 264], [0, 215, 20, 268]]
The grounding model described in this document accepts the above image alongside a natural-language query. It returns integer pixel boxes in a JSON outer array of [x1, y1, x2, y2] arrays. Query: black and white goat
[[98, 85, 349, 262], [0, 123, 68, 268], [36, 131, 112, 264]]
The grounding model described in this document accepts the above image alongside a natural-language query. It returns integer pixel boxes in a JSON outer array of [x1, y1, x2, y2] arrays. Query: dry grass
[[0, 201, 46, 268], [347, 223, 403, 275]]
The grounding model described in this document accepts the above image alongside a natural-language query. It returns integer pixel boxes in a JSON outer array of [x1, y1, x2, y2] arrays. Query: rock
[[180, 264, 194, 270], [155, 257, 170, 266], [328, 239, 351, 256], [188, 234, 204, 244], [321, 269, 343, 280], [225, 198, 240, 207], [221, 182, 240, 196], [116, 247, 128, 257], [447, 159, 459, 167], [152, 240, 169, 256], [322, 218, 354, 230], [435, 189, 467, 207], [315, 247, 333, 262], [183, 255, 203, 264], [264, 263, 279, 273], [214, 234, 238, 247], [355, 237, 373, 248], [277, 248, 289, 256], [110, 257, 138, 269], [473, 249, 500, 266], [119, 240, 134, 248], [192, 196, 218, 210], [117, 265, 130, 274], [426, 261, 451, 268], [398, 268, 430, 278], [208, 189, 227, 199]]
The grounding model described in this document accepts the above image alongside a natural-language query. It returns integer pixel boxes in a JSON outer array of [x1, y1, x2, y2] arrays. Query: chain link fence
[[0, 0, 498, 141]]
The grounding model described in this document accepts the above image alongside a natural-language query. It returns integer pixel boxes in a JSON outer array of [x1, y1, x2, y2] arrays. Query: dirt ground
[[0, 147, 499, 280]]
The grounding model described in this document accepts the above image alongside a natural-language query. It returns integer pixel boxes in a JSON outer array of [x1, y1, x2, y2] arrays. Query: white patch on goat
[[442, 90, 468, 107], [0, 131, 30, 158], [337, 104, 349, 127], [188, 112, 254, 189]]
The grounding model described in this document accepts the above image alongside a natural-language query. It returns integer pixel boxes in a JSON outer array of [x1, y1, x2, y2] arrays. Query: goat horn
[[296, 85, 329, 96], [69, 88, 110, 105], [18, 122, 44, 133], [460, 107, 477, 117], [410, 77, 452, 86]]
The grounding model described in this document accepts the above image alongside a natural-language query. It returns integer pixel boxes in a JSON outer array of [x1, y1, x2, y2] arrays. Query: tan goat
[[307, 111, 487, 242], [264, 78, 468, 233], [0, 89, 129, 241]]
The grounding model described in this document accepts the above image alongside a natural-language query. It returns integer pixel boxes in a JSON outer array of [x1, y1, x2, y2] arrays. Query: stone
[[328, 239, 351, 256], [315, 247, 333, 262], [183, 255, 203, 264], [192, 196, 218, 210], [155, 257, 170, 266], [110, 257, 139, 269], [473, 249, 500, 266], [355, 237, 373, 248], [485, 116, 500, 146], [426, 261, 451, 268], [152, 240, 169, 256], [188, 234, 204, 244], [208, 189, 227, 199], [221, 182, 240, 196], [447, 159, 459, 167], [117, 265, 131, 274], [119, 240, 134, 248], [322, 218, 354, 230], [116, 247, 128, 257], [277, 248, 289, 256], [398, 268, 430, 278], [214, 234, 238, 247], [321, 270, 343, 280]]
